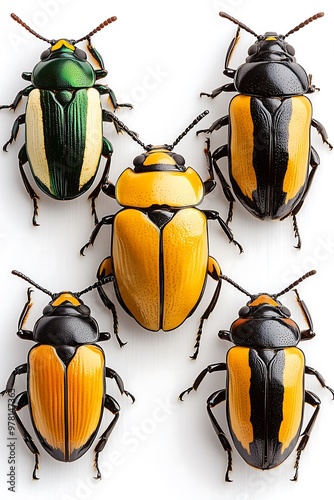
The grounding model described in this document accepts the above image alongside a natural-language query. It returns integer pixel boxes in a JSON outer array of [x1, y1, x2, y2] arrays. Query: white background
[[0, 0, 333, 499]]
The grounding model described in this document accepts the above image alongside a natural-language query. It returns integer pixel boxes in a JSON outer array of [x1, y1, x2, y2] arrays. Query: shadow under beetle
[[198, 12, 332, 249], [1, 270, 134, 480], [0, 13, 132, 226], [81, 111, 242, 359], [179, 270, 334, 481]]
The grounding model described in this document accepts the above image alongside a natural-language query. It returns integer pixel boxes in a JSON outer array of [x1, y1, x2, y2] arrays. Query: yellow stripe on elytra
[[80, 88, 103, 190], [25, 89, 51, 191], [279, 348, 304, 453], [283, 96, 312, 202], [227, 347, 253, 453], [230, 95, 257, 200]]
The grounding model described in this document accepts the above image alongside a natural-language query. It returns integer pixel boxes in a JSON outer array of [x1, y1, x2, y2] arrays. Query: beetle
[[0, 13, 132, 226], [80, 111, 242, 359], [197, 12, 332, 248], [1, 270, 134, 480], [179, 270, 334, 481]]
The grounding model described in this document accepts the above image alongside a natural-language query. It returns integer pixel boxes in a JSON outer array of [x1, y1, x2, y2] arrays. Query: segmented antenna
[[10, 13, 53, 43], [10, 13, 117, 45], [167, 110, 209, 150], [105, 113, 149, 150], [12, 270, 54, 297], [285, 12, 324, 38], [274, 270, 316, 298], [219, 11, 258, 38], [12, 270, 113, 299], [74, 16, 117, 43], [77, 276, 114, 297], [220, 275, 253, 298]]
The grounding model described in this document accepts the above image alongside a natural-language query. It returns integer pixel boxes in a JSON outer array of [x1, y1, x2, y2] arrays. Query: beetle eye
[[172, 153, 185, 168], [74, 47, 87, 60], [280, 306, 291, 317], [239, 305, 250, 317], [286, 44, 295, 56], [40, 48, 51, 60], [78, 304, 91, 316], [248, 44, 257, 56], [43, 304, 53, 314], [133, 154, 146, 167]]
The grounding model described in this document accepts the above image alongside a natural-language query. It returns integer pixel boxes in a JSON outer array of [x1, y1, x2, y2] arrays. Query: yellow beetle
[[81, 112, 242, 358]]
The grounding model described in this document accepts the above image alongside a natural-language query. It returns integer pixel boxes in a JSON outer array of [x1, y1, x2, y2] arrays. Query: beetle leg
[[106, 367, 135, 403], [191, 257, 223, 359], [202, 138, 216, 194], [291, 390, 321, 481], [293, 289, 315, 341], [207, 389, 233, 482], [93, 394, 120, 479], [0, 364, 27, 396], [18, 145, 40, 226], [80, 215, 115, 255], [3, 113, 25, 151], [11, 392, 41, 480], [196, 114, 229, 135], [204, 210, 242, 252], [88, 138, 113, 225], [0, 84, 35, 112], [311, 118, 333, 149], [95, 84, 133, 111], [179, 363, 227, 400], [224, 26, 240, 75], [305, 366, 334, 399]]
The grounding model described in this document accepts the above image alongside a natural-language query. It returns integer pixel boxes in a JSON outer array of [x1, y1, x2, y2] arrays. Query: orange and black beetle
[[1, 271, 134, 480], [179, 270, 334, 480], [198, 12, 332, 248]]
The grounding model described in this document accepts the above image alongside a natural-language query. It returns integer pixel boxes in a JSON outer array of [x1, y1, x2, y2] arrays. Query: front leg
[[0, 84, 35, 112], [95, 84, 133, 111], [80, 214, 115, 255], [0, 364, 27, 396]]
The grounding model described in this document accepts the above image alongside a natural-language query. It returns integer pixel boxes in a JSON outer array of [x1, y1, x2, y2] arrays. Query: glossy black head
[[226, 293, 300, 348], [33, 292, 100, 346], [218, 270, 316, 348], [246, 34, 296, 63]]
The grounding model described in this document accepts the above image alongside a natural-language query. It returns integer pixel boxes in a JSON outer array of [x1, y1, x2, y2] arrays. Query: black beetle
[[198, 12, 332, 248], [179, 270, 334, 481], [1, 270, 134, 479]]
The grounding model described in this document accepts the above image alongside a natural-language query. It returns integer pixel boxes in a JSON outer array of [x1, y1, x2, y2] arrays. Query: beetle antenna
[[10, 13, 53, 43], [12, 270, 54, 297], [77, 276, 114, 297], [219, 12, 258, 38], [274, 270, 316, 298], [74, 16, 118, 43], [104, 112, 149, 150], [285, 12, 324, 38], [168, 110, 210, 150], [220, 275, 253, 298]]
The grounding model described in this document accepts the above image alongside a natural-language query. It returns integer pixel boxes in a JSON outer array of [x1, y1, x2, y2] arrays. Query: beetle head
[[39, 39, 88, 63], [219, 11, 324, 64], [133, 146, 186, 173], [218, 271, 316, 348]]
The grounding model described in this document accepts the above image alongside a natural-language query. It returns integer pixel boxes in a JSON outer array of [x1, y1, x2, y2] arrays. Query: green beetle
[[0, 13, 132, 225]]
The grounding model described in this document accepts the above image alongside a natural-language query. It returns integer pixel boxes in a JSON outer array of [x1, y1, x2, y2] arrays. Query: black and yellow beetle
[[179, 270, 334, 480], [81, 111, 242, 359], [1, 270, 134, 480], [0, 13, 132, 225], [198, 12, 332, 248]]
